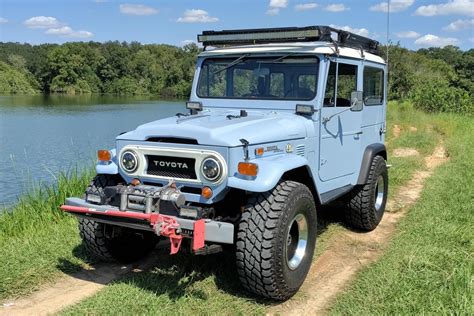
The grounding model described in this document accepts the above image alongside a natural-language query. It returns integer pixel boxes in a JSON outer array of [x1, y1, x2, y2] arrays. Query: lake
[[0, 95, 184, 206]]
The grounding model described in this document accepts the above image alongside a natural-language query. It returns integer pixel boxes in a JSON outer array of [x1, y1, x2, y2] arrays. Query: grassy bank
[[330, 113, 473, 314], [0, 170, 93, 299]]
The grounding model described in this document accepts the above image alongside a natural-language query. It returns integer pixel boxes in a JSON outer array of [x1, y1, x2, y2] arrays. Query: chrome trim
[[374, 175, 385, 211], [120, 150, 139, 173], [118, 145, 228, 185], [201, 156, 222, 182], [286, 213, 308, 270]]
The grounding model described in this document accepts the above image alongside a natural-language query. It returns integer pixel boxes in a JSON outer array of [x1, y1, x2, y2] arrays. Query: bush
[[411, 79, 473, 114]]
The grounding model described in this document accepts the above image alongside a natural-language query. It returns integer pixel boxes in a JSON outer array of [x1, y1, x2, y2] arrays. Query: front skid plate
[[63, 197, 234, 245]]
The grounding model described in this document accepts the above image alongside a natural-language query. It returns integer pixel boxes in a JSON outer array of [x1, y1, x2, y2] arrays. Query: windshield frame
[[195, 54, 321, 102]]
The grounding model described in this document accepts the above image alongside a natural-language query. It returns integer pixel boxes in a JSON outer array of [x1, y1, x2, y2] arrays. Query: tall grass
[[0, 168, 93, 299]]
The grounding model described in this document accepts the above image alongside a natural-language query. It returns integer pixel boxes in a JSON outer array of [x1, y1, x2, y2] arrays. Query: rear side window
[[363, 67, 384, 105]]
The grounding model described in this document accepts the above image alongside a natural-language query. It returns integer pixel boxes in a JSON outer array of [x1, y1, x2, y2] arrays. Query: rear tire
[[78, 218, 159, 263], [236, 181, 317, 301], [344, 155, 388, 231]]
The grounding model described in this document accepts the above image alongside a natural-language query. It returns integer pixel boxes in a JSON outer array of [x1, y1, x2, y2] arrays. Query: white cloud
[[119, 4, 158, 16], [470, 37, 474, 43], [45, 26, 93, 38], [370, 0, 414, 13], [329, 24, 369, 37], [415, 0, 474, 17], [295, 3, 319, 11], [177, 9, 219, 23], [443, 18, 474, 31], [325, 4, 349, 12], [0, 17, 8, 24], [414, 34, 460, 47], [267, 0, 288, 15], [395, 31, 421, 38], [181, 39, 195, 46], [24, 16, 62, 29]]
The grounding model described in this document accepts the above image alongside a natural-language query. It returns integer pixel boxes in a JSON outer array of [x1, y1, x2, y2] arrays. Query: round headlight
[[121, 150, 138, 173], [201, 157, 222, 181]]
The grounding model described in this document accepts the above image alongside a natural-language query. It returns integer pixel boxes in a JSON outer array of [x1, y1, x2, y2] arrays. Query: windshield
[[197, 55, 319, 101]]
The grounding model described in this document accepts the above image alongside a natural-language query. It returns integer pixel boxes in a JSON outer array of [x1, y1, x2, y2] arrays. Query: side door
[[318, 59, 363, 181]]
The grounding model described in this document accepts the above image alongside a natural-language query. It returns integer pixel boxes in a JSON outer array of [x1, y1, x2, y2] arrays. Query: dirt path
[[271, 144, 448, 315], [0, 250, 162, 316]]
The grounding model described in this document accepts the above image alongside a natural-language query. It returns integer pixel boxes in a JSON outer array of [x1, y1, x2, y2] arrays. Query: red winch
[[60, 205, 205, 254]]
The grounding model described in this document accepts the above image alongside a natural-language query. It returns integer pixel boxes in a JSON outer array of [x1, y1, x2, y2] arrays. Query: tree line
[[0, 41, 472, 114], [0, 41, 199, 97]]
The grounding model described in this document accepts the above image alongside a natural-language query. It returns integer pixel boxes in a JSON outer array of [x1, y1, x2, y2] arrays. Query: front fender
[[96, 149, 119, 175], [227, 154, 309, 193]]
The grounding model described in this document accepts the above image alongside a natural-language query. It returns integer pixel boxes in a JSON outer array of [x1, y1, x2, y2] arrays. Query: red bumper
[[60, 205, 205, 254]]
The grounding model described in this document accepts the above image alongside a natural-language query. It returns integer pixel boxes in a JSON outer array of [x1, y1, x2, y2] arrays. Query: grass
[[330, 110, 473, 314], [0, 101, 471, 315], [0, 169, 93, 299]]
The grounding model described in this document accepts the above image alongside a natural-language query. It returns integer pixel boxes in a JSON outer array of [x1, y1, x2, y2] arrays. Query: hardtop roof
[[199, 42, 386, 65]]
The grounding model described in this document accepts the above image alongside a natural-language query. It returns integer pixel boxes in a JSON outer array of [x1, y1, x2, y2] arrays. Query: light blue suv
[[62, 26, 388, 300]]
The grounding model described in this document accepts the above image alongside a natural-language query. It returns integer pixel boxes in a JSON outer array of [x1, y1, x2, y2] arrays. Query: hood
[[117, 110, 308, 147]]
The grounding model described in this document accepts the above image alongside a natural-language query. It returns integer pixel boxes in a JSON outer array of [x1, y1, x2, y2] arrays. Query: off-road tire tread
[[236, 181, 315, 300], [78, 218, 114, 261], [85, 174, 120, 201], [344, 155, 387, 231]]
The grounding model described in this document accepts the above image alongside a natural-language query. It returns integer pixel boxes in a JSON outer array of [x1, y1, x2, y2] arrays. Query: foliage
[[0, 41, 199, 97], [382, 44, 473, 114], [0, 61, 39, 94]]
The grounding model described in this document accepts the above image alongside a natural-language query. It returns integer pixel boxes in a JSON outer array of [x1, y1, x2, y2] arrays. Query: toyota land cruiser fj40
[[62, 26, 388, 300]]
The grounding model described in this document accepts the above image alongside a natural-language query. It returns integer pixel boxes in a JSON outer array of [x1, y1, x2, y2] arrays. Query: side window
[[324, 62, 358, 107], [363, 67, 384, 105], [324, 62, 337, 107]]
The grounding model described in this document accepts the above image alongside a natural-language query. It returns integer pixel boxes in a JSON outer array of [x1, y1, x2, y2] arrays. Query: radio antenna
[[386, 0, 390, 67]]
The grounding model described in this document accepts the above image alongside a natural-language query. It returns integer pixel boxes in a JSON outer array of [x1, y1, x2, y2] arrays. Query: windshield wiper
[[212, 54, 249, 75]]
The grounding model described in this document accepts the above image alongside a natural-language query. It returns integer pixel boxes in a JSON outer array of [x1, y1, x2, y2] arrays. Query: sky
[[0, 0, 473, 50]]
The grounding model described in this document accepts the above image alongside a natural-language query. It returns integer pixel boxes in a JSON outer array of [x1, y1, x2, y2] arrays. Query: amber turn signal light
[[255, 147, 264, 156], [238, 162, 258, 177], [98, 150, 111, 161], [202, 186, 213, 199]]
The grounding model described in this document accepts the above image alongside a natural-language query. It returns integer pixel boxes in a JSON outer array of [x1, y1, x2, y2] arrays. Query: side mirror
[[350, 91, 363, 112]]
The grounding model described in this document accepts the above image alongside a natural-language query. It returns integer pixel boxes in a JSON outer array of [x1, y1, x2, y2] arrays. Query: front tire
[[236, 181, 317, 301], [78, 218, 159, 263], [344, 155, 388, 231]]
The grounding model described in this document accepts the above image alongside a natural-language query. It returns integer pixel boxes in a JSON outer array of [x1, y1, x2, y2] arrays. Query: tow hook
[[150, 213, 183, 254]]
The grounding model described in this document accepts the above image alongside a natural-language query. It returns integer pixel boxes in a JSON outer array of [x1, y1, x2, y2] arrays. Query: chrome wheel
[[374, 175, 385, 212], [286, 213, 308, 270]]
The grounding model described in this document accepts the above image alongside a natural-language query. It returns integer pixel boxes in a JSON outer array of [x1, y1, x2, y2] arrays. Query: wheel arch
[[357, 143, 387, 185], [227, 154, 321, 204]]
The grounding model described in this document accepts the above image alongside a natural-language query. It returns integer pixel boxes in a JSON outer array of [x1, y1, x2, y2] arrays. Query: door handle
[[355, 130, 363, 135]]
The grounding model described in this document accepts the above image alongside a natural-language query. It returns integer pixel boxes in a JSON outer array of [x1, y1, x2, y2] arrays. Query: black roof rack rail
[[197, 25, 379, 54]]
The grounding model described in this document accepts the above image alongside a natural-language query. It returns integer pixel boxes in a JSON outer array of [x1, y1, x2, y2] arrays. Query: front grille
[[146, 155, 197, 179]]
